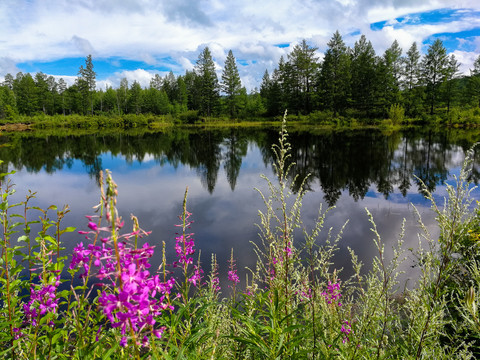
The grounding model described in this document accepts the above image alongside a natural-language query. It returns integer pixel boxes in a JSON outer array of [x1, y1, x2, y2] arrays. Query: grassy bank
[[1, 106, 480, 133], [0, 114, 479, 359]]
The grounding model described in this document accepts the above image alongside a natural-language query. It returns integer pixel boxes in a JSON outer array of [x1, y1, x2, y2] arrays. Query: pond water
[[1, 126, 479, 290]]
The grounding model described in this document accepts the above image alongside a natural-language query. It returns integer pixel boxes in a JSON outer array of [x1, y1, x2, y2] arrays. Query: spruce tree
[[380, 40, 402, 112], [78, 54, 96, 115], [195, 47, 219, 117], [287, 39, 318, 114], [468, 55, 480, 108], [317, 30, 350, 116], [221, 50, 242, 117], [350, 35, 378, 116], [401, 42, 421, 116], [421, 39, 448, 115]]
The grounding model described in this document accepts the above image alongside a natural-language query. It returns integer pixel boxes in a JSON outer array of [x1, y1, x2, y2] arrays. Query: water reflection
[[1, 127, 479, 287]]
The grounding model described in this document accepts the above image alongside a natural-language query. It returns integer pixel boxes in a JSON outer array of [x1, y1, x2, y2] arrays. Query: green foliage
[[388, 103, 405, 124], [178, 110, 200, 124]]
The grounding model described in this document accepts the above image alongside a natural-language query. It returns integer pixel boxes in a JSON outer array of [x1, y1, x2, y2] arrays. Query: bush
[[178, 110, 200, 124], [388, 103, 405, 125]]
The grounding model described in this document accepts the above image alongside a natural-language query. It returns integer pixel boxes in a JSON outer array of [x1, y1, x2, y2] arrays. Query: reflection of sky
[[8, 142, 478, 291]]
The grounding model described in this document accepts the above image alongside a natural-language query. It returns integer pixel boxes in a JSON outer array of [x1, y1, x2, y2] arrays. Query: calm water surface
[[2, 127, 479, 288]]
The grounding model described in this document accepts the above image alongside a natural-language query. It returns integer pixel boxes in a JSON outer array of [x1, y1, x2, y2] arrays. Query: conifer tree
[[421, 39, 448, 115], [287, 39, 318, 114], [401, 42, 422, 116], [195, 47, 219, 117], [317, 30, 351, 115], [221, 50, 242, 117], [468, 55, 480, 108], [442, 54, 460, 114], [78, 54, 96, 115], [379, 40, 402, 112], [350, 34, 378, 115]]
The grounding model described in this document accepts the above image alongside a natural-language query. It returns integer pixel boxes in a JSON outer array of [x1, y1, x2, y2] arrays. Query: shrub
[[178, 110, 200, 124], [388, 103, 405, 125]]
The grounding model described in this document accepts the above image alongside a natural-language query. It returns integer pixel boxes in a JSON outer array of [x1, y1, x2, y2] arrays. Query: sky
[[0, 0, 479, 92]]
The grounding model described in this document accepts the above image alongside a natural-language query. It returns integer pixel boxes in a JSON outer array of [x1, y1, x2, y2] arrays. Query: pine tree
[[379, 40, 402, 113], [442, 54, 460, 114], [286, 39, 318, 114], [78, 54, 96, 115], [57, 78, 67, 115], [317, 30, 351, 116], [401, 42, 422, 116], [468, 55, 480, 108], [421, 39, 448, 115], [195, 47, 219, 117], [221, 50, 242, 117], [350, 35, 378, 116]]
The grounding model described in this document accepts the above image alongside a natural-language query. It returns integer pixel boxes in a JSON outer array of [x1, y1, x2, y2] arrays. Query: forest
[[1, 31, 480, 124]]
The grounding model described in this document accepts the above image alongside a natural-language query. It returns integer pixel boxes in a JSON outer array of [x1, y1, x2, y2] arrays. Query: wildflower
[[23, 275, 60, 328], [188, 265, 203, 287], [228, 250, 240, 287], [341, 320, 352, 343], [71, 214, 173, 348], [322, 281, 342, 306]]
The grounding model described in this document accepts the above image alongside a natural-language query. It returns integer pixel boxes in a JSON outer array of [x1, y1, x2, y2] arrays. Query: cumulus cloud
[[71, 36, 96, 56], [1, 0, 480, 90]]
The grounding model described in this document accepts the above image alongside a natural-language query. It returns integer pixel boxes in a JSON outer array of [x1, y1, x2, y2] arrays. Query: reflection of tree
[[412, 130, 449, 195], [0, 127, 478, 200], [223, 130, 248, 191]]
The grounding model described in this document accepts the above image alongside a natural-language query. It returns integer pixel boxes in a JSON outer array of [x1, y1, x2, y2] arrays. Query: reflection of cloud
[[8, 139, 448, 292]]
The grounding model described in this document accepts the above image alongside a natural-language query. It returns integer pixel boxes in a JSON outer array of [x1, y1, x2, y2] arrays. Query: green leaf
[[17, 235, 29, 243]]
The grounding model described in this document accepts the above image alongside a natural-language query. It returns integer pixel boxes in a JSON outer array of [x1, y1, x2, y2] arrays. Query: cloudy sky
[[1, 0, 479, 91]]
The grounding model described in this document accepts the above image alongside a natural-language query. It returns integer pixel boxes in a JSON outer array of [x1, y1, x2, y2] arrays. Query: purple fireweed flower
[[322, 281, 342, 307], [341, 320, 352, 343], [188, 266, 203, 287], [88, 221, 98, 231], [173, 234, 195, 268], [70, 212, 172, 348], [23, 275, 60, 328], [228, 270, 240, 284], [228, 253, 240, 287]]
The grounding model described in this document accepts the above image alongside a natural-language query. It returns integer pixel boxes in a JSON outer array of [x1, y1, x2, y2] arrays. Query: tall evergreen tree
[[163, 71, 178, 103], [13, 72, 36, 116], [468, 55, 480, 108], [58, 78, 67, 115], [117, 78, 129, 114], [195, 47, 219, 117], [350, 35, 378, 116], [221, 50, 242, 117], [128, 81, 143, 114], [287, 39, 319, 114], [379, 40, 402, 112], [35, 72, 49, 114], [442, 54, 460, 113], [401, 42, 422, 116], [317, 30, 351, 115], [78, 54, 96, 114], [150, 74, 163, 91], [421, 39, 448, 115]]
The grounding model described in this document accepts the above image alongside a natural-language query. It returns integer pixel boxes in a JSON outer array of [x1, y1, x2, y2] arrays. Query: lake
[[1, 126, 479, 290]]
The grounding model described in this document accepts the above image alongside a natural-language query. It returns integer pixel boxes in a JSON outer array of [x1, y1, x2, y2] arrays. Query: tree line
[[1, 31, 480, 121]]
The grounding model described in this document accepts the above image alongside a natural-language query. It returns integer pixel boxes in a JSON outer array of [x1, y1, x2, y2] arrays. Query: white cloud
[[1, 0, 479, 89], [452, 50, 479, 75]]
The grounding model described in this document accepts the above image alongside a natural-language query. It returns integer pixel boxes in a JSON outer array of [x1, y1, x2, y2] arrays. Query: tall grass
[[0, 111, 479, 359]]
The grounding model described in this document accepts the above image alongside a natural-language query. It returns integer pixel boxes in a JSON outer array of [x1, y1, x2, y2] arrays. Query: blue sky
[[1, 0, 479, 91]]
